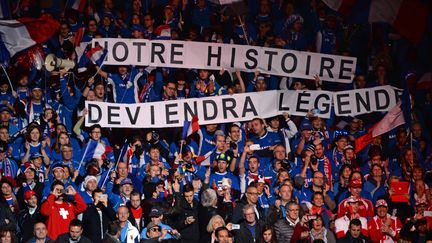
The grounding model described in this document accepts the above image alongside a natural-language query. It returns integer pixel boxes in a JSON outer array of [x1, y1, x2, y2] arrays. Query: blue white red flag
[[182, 116, 200, 139], [86, 46, 107, 66]]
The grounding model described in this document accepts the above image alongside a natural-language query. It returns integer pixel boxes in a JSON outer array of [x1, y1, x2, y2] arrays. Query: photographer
[[172, 183, 200, 243], [143, 130, 170, 161], [82, 188, 117, 243], [40, 180, 87, 240]]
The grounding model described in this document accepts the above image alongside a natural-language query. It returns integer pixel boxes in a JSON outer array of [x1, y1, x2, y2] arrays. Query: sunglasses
[[150, 227, 161, 232]]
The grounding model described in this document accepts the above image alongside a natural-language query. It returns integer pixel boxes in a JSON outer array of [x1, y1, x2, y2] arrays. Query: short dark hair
[[107, 220, 121, 235], [215, 226, 229, 238], [183, 183, 194, 194], [349, 218, 362, 228], [130, 191, 141, 198], [69, 219, 82, 229], [50, 180, 65, 192], [92, 188, 103, 198]]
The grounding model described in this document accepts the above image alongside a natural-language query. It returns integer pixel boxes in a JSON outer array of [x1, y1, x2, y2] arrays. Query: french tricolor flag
[[83, 140, 113, 161], [86, 46, 107, 66], [355, 101, 406, 153], [322, 0, 428, 43], [0, 16, 59, 57], [71, 0, 87, 12], [182, 116, 200, 139]]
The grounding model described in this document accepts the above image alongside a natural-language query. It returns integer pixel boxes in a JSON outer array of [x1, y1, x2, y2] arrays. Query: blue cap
[[30, 152, 43, 160], [130, 24, 145, 33], [0, 106, 12, 114], [120, 178, 133, 186], [300, 122, 312, 131]]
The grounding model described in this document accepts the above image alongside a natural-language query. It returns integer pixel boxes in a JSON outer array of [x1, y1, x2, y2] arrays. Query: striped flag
[[0, 16, 60, 57], [182, 116, 200, 139], [86, 46, 107, 66], [355, 101, 406, 153]]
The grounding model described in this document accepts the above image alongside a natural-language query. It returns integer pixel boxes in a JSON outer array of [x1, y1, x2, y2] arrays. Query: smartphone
[[99, 194, 108, 200], [424, 211, 432, 217], [308, 215, 317, 221], [249, 144, 261, 151], [231, 224, 240, 230], [187, 216, 194, 221]]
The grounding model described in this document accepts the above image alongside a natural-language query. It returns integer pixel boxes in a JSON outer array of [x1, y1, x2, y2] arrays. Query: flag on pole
[[0, 16, 60, 57], [182, 116, 200, 139], [86, 46, 107, 66], [355, 101, 406, 153], [82, 139, 113, 162], [74, 27, 85, 47]]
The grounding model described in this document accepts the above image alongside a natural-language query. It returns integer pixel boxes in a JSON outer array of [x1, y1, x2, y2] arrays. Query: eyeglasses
[[150, 227, 160, 232]]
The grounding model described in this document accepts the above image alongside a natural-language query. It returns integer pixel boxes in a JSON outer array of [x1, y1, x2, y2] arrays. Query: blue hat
[[149, 206, 163, 217], [51, 163, 65, 171], [285, 14, 304, 28], [30, 152, 43, 160], [0, 106, 12, 114], [31, 84, 42, 91], [300, 122, 312, 131], [130, 24, 145, 33], [120, 178, 133, 186]]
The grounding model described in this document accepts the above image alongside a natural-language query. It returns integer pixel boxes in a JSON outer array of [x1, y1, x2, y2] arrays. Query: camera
[[310, 155, 318, 165], [167, 230, 181, 240], [185, 162, 193, 170], [230, 141, 237, 150], [150, 131, 159, 143], [281, 159, 291, 171]]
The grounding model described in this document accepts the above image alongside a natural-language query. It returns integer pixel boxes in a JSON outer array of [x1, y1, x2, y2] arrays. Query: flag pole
[[0, 65, 15, 93], [77, 139, 94, 172], [101, 139, 128, 189]]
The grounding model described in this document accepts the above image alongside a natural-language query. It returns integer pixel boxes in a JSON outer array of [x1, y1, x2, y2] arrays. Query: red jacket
[[337, 197, 374, 219], [367, 214, 402, 243], [40, 193, 87, 240]]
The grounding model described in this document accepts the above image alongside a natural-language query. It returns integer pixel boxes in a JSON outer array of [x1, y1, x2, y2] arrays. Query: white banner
[[92, 39, 357, 83], [85, 86, 401, 128]]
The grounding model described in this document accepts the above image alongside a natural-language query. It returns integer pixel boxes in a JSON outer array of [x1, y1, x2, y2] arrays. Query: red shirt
[[40, 193, 87, 240]]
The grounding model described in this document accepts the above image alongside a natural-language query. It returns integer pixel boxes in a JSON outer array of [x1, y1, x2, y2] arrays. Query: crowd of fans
[[0, 0, 431, 242]]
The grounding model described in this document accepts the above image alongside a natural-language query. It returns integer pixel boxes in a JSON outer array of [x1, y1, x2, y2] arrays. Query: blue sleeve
[[60, 76, 80, 110]]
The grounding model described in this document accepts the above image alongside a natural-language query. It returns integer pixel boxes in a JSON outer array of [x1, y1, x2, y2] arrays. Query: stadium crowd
[[0, 0, 431, 242]]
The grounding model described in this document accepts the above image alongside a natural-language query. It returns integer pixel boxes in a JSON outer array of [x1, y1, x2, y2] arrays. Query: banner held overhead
[[93, 39, 357, 84], [86, 86, 401, 128]]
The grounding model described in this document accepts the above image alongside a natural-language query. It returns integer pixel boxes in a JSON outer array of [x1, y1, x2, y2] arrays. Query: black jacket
[[198, 205, 218, 243], [17, 206, 45, 242], [171, 193, 200, 243], [337, 231, 372, 243], [55, 233, 93, 243], [232, 198, 263, 224], [233, 220, 264, 243], [81, 203, 117, 243]]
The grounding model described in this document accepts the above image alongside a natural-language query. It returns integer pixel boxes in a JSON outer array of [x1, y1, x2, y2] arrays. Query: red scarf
[[131, 207, 142, 219]]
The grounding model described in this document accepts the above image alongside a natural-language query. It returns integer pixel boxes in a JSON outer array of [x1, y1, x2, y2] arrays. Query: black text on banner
[[85, 86, 400, 128], [93, 39, 357, 84]]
